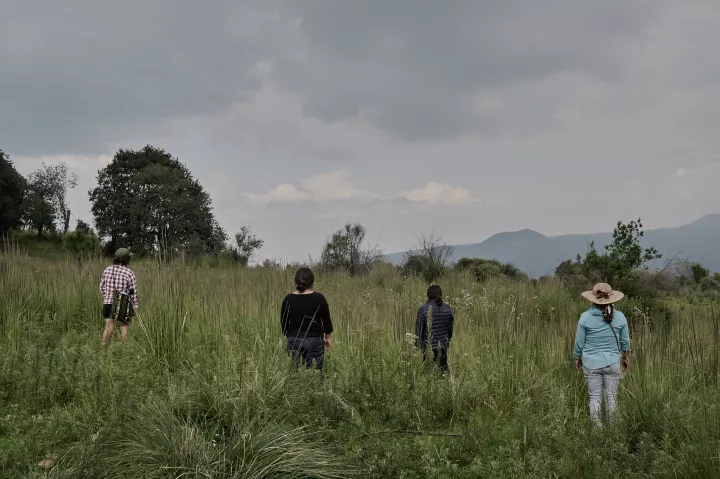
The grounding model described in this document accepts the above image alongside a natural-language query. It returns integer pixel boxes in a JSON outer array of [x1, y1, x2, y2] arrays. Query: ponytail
[[600, 304, 614, 323]]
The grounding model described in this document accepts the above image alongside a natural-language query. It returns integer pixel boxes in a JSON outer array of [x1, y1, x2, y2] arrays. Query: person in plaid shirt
[[100, 248, 139, 345]]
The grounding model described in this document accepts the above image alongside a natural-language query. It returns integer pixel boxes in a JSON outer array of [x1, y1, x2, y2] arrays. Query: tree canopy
[[319, 223, 381, 276], [555, 218, 662, 291], [22, 162, 77, 237], [89, 145, 226, 256], [0, 150, 27, 234]]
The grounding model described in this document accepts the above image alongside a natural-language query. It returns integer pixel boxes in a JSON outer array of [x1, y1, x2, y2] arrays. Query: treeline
[[313, 218, 720, 303], [0, 146, 265, 263], [2, 146, 718, 299]]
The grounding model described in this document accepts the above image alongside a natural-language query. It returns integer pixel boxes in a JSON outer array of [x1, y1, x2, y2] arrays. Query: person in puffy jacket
[[415, 284, 454, 373]]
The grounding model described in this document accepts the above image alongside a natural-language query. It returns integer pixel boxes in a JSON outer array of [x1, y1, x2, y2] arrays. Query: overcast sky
[[3, 1, 719, 262]]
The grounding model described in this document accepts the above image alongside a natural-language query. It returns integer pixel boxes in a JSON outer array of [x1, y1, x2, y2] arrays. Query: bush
[[455, 257, 528, 283]]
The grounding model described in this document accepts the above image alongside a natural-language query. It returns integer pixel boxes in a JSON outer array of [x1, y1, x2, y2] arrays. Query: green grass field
[[2, 252, 720, 478]]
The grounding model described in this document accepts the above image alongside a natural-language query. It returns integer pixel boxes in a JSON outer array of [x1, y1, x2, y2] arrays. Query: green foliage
[[2, 254, 720, 477], [106, 402, 350, 478], [700, 273, 720, 293], [456, 257, 528, 282], [63, 227, 100, 258], [691, 263, 710, 283], [556, 219, 662, 291], [75, 219, 91, 233], [89, 145, 226, 257], [319, 223, 380, 276], [0, 150, 27, 234], [402, 232, 454, 283], [588, 218, 662, 285], [3, 255, 720, 477], [227, 225, 264, 266], [22, 162, 77, 236]]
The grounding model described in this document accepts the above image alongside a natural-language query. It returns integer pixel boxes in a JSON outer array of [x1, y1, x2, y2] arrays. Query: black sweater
[[280, 292, 333, 338]]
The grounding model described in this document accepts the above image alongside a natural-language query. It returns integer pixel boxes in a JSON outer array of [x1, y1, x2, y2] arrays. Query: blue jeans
[[583, 362, 622, 425], [287, 336, 325, 373]]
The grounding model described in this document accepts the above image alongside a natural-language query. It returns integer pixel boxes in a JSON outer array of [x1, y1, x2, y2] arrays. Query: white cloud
[[299, 170, 377, 202], [245, 170, 378, 205], [244, 184, 312, 205], [399, 182, 478, 206]]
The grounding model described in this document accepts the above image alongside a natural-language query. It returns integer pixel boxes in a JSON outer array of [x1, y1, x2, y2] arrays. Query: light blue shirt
[[573, 306, 631, 370]]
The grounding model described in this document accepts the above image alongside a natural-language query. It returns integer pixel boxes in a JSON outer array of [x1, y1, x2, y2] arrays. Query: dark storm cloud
[[276, 0, 668, 139], [0, 0, 281, 155]]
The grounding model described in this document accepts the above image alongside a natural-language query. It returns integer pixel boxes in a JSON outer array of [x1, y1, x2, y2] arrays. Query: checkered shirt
[[99, 265, 139, 310]]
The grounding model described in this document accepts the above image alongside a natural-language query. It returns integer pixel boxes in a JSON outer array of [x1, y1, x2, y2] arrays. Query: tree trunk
[[63, 210, 71, 233]]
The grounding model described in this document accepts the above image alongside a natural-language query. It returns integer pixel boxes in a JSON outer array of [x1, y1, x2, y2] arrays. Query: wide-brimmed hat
[[581, 283, 624, 305], [114, 248, 134, 261]]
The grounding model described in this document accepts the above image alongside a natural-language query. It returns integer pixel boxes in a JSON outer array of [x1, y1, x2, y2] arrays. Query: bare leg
[[119, 324, 129, 344], [102, 318, 114, 346]]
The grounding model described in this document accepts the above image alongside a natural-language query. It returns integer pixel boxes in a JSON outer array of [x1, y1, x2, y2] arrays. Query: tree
[[89, 145, 226, 256], [230, 226, 264, 266], [75, 219, 92, 233], [319, 223, 381, 276], [64, 227, 100, 260], [0, 150, 27, 234], [22, 162, 77, 237], [556, 218, 662, 290], [690, 263, 710, 284], [456, 257, 528, 282], [402, 232, 454, 283]]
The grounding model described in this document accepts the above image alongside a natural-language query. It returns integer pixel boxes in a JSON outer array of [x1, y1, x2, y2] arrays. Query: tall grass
[[2, 251, 720, 477]]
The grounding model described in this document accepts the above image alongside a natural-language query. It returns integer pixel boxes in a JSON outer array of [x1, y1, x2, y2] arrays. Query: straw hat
[[581, 283, 624, 305]]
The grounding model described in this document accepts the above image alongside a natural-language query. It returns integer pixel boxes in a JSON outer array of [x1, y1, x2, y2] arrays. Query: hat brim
[[581, 290, 624, 304]]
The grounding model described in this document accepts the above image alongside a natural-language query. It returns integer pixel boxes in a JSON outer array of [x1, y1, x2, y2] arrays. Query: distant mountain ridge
[[385, 215, 720, 277]]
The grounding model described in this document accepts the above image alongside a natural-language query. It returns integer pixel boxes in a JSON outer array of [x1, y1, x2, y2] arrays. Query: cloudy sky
[[3, 1, 719, 262]]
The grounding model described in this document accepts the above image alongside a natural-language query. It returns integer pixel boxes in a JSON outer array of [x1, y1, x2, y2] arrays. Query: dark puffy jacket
[[415, 301, 454, 349]]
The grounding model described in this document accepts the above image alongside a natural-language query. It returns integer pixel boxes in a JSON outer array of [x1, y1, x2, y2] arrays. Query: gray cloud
[[0, 0, 287, 155], [5, 1, 720, 261], [276, 0, 670, 140]]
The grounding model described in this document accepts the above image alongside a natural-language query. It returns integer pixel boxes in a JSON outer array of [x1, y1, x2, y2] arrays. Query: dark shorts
[[102, 304, 132, 324]]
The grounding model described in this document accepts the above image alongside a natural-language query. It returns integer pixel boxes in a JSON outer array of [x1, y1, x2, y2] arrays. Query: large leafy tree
[[89, 145, 226, 256], [22, 162, 77, 237], [0, 150, 27, 234]]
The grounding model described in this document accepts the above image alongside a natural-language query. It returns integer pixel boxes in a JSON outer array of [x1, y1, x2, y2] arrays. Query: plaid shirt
[[99, 265, 139, 310]]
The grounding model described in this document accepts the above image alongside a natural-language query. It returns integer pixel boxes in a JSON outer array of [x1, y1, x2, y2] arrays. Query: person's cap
[[114, 248, 134, 261]]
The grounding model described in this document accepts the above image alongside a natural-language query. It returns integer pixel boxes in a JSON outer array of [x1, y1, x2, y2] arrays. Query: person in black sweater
[[281, 267, 333, 374], [415, 284, 455, 373]]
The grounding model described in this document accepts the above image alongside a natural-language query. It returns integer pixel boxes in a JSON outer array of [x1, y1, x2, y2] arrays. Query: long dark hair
[[295, 267, 315, 292], [426, 285, 443, 306], [599, 304, 614, 322]]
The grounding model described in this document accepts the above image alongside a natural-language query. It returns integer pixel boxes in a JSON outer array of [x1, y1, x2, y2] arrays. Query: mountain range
[[385, 215, 720, 277]]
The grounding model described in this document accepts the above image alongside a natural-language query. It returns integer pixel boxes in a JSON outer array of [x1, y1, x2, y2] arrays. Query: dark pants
[[423, 344, 450, 372], [287, 336, 325, 373]]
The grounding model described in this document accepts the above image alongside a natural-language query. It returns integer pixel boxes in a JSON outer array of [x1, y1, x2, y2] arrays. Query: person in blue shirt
[[416, 285, 455, 373], [574, 283, 631, 426]]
